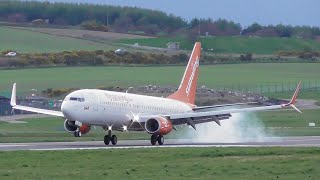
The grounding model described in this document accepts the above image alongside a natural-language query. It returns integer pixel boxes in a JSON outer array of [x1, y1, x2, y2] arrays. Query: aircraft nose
[[61, 101, 72, 120]]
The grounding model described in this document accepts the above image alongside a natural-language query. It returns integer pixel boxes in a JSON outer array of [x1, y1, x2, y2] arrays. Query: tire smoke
[[175, 112, 272, 143]]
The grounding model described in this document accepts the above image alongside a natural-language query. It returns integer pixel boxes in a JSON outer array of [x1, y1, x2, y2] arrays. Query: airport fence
[[0, 90, 31, 98], [212, 81, 320, 95], [0, 81, 319, 99]]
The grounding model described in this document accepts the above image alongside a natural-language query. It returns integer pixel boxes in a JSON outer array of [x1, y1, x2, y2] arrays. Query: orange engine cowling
[[79, 124, 91, 134], [145, 117, 173, 135]]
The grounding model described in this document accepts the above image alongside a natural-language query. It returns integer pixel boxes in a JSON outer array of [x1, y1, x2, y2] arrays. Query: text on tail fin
[[167, 42, 201, 105]]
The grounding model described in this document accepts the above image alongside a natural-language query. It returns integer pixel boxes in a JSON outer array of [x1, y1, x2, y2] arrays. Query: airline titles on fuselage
[[104, 93, 133, 102]]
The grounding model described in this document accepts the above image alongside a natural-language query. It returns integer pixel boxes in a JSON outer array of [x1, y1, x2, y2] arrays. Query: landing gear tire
[[150, 134, 158, 145], [157, 135, 164, 145], [74, 131, 81, 137], [111, 135, 117, 145], [104, 135, 110, 145]]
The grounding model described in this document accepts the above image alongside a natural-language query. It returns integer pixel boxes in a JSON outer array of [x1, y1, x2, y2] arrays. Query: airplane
[[10, 42, 302, 146]]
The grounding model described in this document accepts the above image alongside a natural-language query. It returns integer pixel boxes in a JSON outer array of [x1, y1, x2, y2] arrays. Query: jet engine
[[78, 124, 91, 134], [64, 120, 91, 134], [145, 117, 173, 135], [64, 120, 77, 132]]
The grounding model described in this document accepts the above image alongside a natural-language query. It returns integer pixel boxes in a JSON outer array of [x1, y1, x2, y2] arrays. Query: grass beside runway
[[0, 63, 319, 94], [0, 147, 319, 179], [0, 109, 319, 143], [0, 117, 148, 142]]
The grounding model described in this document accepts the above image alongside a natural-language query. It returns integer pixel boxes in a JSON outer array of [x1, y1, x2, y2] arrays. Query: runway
[[1, 136, 320, 151]]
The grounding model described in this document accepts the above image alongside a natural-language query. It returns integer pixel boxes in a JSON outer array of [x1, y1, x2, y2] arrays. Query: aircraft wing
[[172, 104, 283, 119], [168, 82, 301, 127], [11, 105, 64, 117], [192, 102, 258, 111], [139, 82, 301, 128], [10, 83, 64, 117]]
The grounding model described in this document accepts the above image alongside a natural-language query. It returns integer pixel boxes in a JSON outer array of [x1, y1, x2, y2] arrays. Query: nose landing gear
[[73, 130, 82, 137]]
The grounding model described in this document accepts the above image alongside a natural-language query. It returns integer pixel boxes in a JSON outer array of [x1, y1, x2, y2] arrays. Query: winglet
[[10, 83, 16, 106], [289, 81, 301, 105], [282, 82, 302, 113]]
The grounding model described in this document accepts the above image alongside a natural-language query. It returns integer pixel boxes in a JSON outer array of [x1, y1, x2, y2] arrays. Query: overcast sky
[[34, 0, 320, 27]]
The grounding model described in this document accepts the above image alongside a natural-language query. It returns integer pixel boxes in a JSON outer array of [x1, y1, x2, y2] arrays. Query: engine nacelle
[[78, 124, 91, 134], [64, 120, 77, 132], [145, 117, 173, 135], [64, 120, 91, 134]]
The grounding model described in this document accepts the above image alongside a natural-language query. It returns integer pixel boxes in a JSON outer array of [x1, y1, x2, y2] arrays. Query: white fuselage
[[61, 89, 192, 129]]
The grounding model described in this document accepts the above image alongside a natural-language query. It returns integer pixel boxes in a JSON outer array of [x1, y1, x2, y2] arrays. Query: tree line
[[0, 1, 186, 35], [241, 23, 320, 38], [1, 1, 320, 38]]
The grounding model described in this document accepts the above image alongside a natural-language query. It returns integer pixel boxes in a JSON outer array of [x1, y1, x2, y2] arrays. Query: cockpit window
[[69, 97, 85, 102]]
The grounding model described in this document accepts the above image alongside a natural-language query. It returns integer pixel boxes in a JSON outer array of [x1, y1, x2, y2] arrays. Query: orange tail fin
[[167, 42, 201, 105]]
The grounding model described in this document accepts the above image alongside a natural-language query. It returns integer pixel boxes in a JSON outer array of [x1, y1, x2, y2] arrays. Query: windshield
[[69, 97, 85, 102]]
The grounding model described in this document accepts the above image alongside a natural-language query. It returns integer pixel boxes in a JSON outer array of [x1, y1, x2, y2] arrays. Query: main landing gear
[[150, 134, 164, 145], [104, 130, 117, 145]]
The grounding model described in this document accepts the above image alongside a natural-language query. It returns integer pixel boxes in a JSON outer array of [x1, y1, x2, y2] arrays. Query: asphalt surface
[[1, 136, 320, 151], [0, 114, 51, 123]]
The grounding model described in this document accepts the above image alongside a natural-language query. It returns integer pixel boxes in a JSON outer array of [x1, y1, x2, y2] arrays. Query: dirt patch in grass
[[13, 27, 154, 42]]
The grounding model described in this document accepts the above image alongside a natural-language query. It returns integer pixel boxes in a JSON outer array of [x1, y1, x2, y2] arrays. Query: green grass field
[[0, 63, 319, 95], [0, 26, 116, 53], [2, 25, 320, 54], [1, 17, 320, 180], [0, 109, 319, 143], [118, 36, 320, 54], [260, 109, 320, 136], [0, 147, 319, 179]]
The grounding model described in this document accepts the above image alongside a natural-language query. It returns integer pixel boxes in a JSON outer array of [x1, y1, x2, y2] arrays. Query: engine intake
[[64, 120, 77, 132], [145, 117, 173, 135]]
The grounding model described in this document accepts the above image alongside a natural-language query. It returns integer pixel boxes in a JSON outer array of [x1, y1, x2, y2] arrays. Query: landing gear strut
[[151, 134, 157, 145], [74, 130, 81, 137], [150, 135, 164, 145], [104, 130, 117, 145]]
